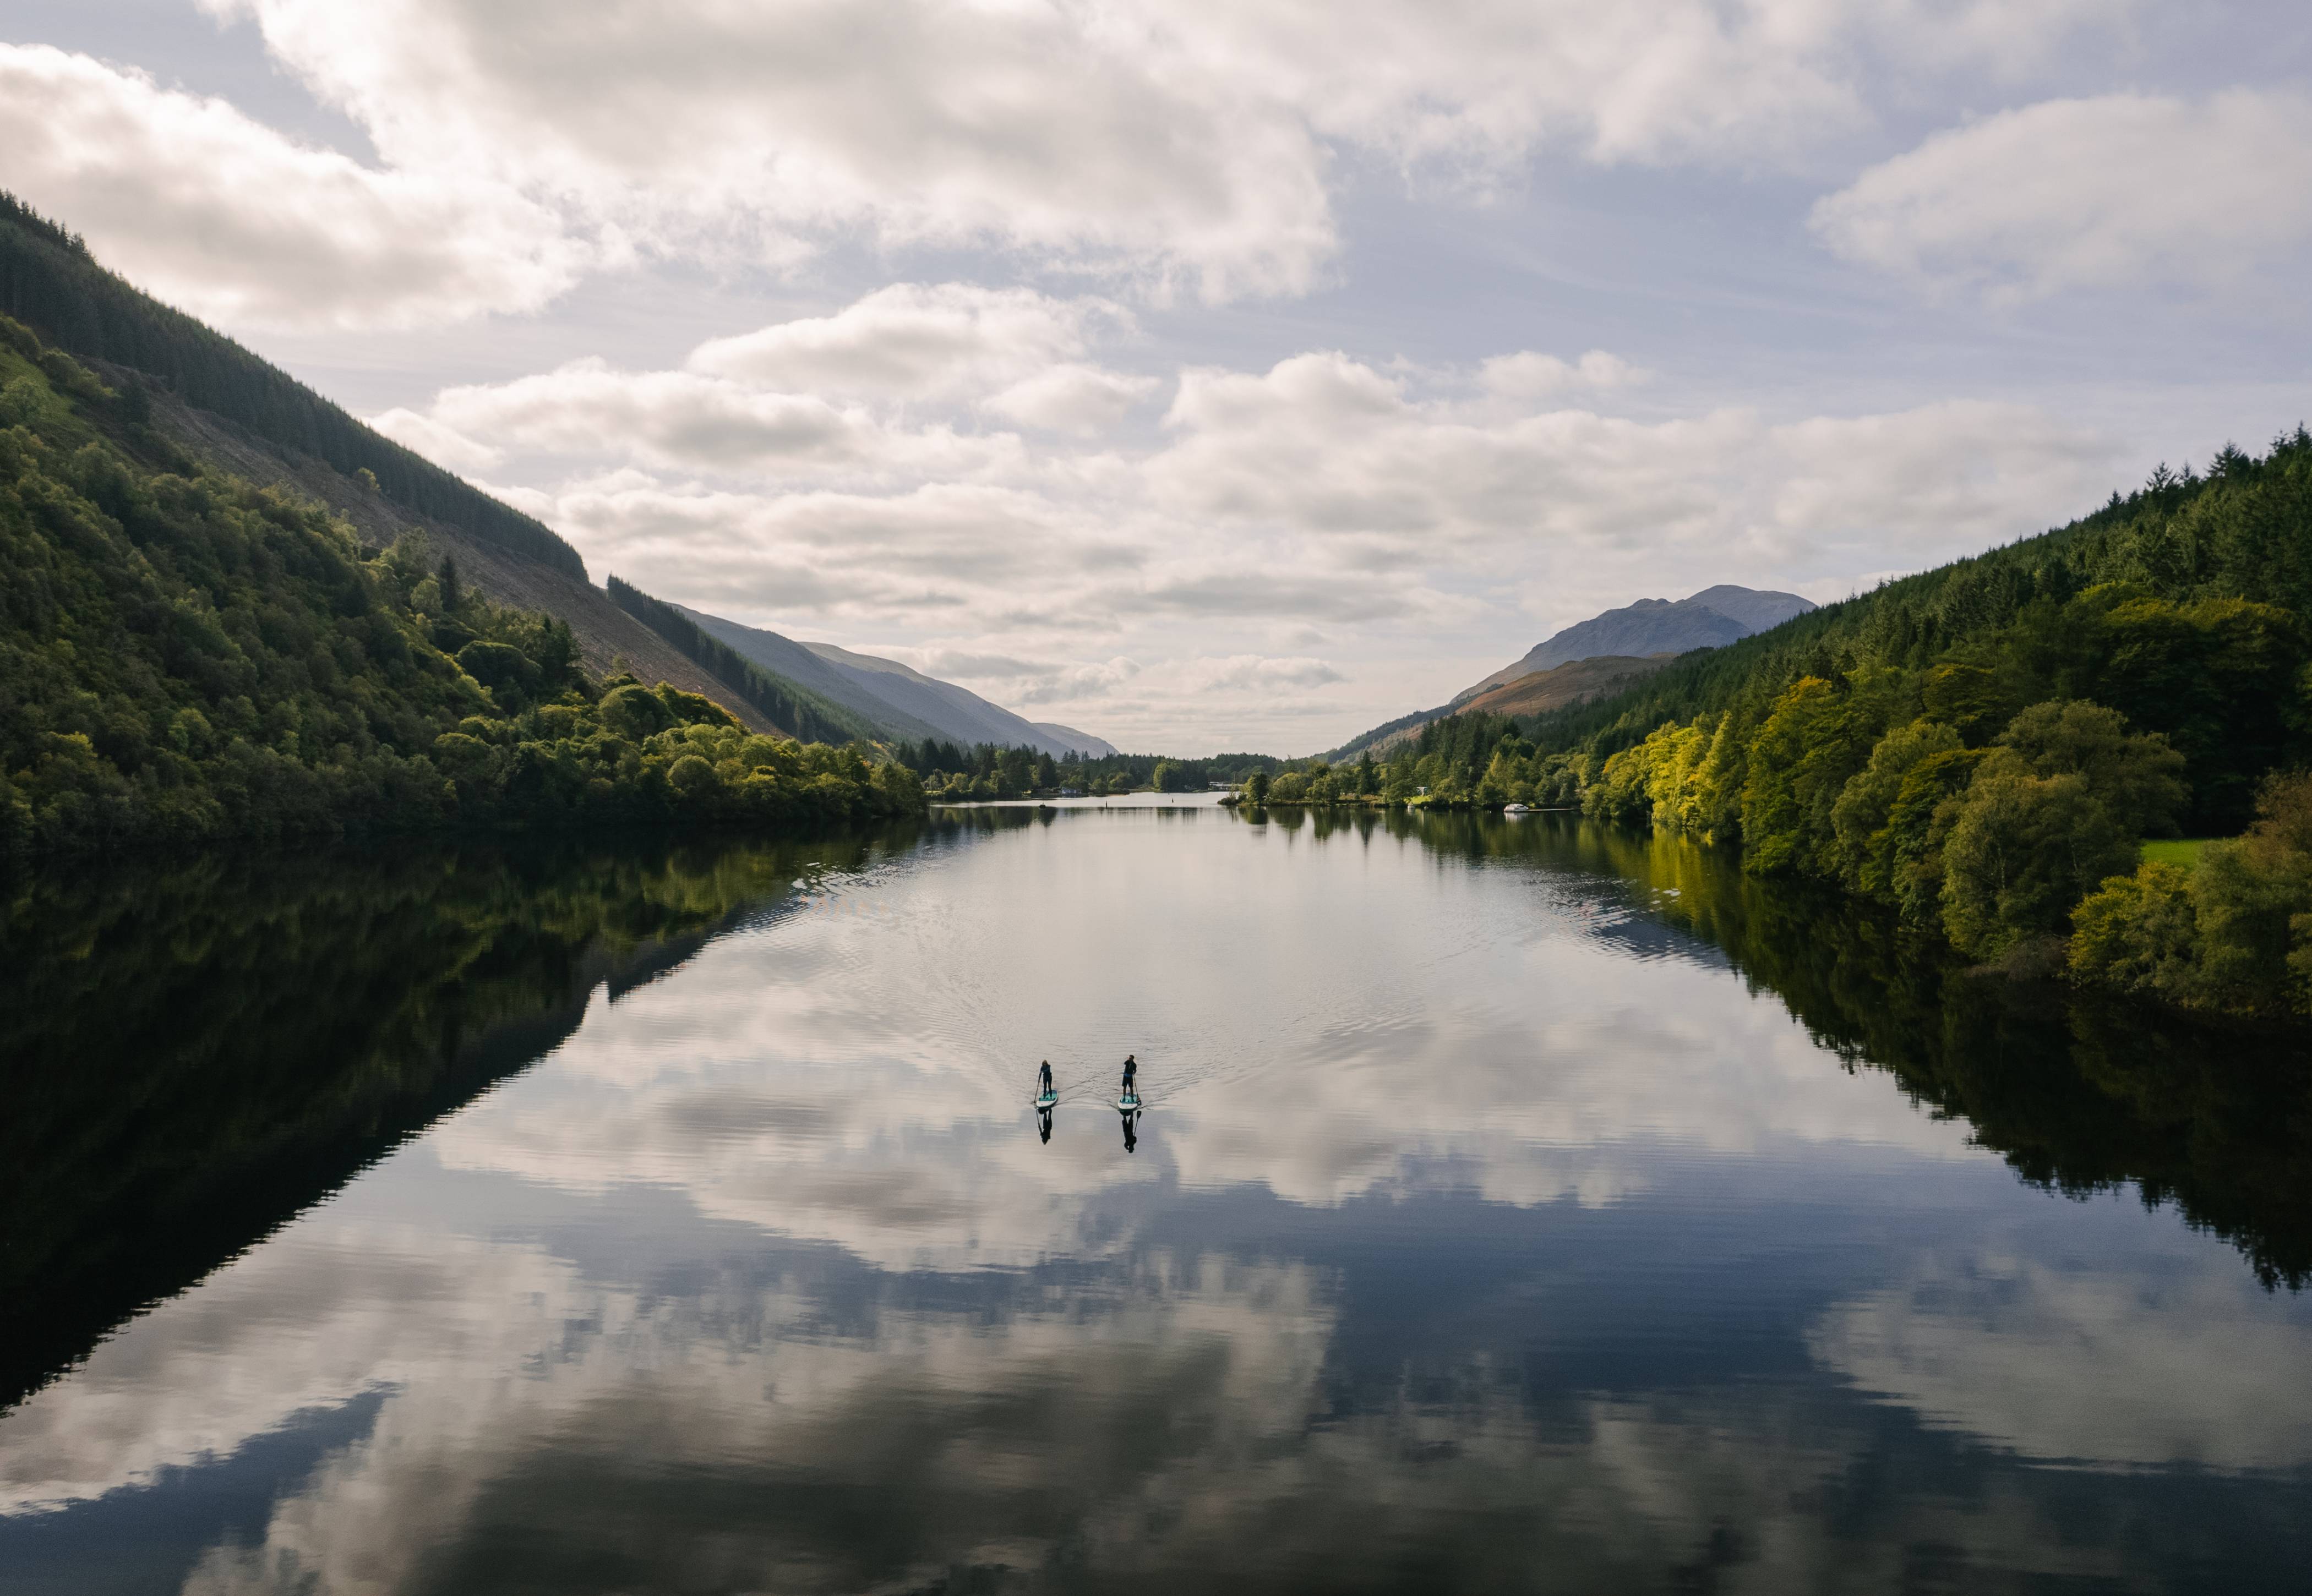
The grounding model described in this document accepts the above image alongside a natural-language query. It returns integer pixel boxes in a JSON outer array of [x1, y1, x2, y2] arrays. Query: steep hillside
[[1029, 721, 1119, 758], [0, 315, 918, 856], [1458, 654, 1676, 719], [0, 194, 576, 574], [1457, 584, 1816, 702], [1333, 657, 1674, 761], [678, 613, 950, 744], [800, 641, 1109, 757], [612, 583, 890, 745], [0, 193, 770, 730], [0, 196, 1126, 757], [673, 603, 1117, 757], [1327, 584, 1815, 761]]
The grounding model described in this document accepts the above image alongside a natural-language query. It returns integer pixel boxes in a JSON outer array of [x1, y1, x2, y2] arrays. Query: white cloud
[[203, 0, 1338, 300], [404, 359, 1038, 482], [0, 45, 583, 332], [1179, 655, 1346, 693], [560, 476, 1141, 624], [183, 0, 2124, 310], [381, 288, 1152, 474], [1148, 352, 2114, 568], [371, 329, 2117, 750], [367, 406, 504, 473], [986, 364, 1160, 435], [427, 361, 869, 472], [688, 284, 1129, 401], [1811, 90, 2312, 300], [1477, 350, 1649, 403], [1013, 657, 1146, 706]]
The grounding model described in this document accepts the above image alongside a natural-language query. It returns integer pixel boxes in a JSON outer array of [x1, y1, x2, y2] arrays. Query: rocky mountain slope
[[1455, 585, 1817, 703], [1328, 585, 1815, 760]]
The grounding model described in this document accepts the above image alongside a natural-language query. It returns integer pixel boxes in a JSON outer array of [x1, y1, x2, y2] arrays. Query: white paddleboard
[[1034, 1093, 1057, 1109], [1116, 1096, 1140, 1111]]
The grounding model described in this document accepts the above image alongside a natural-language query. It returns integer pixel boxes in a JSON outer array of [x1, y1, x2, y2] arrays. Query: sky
[[2, 2, 2309, 755]]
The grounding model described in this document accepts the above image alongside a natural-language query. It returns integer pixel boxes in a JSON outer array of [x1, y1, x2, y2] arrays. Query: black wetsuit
[[1038, 1063, 1054, 1096], [1121, 1057, 1138, 1101]]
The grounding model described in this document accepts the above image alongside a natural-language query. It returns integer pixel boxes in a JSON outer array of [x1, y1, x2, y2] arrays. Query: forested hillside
[[609, 578, 887, 747], [0, 192, 791, 715], [0, 193, 581, 576], [1416, 436, 2312, 1018], [0, 315, 920, 857]]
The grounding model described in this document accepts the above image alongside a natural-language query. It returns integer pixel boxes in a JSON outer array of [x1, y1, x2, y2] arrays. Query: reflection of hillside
[[1389, 812, 2312, 1289], [0, 829, 918, 1410]]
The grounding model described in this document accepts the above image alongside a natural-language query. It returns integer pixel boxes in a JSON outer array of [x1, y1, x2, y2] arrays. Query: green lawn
[[2140, 838, 2213, 869]]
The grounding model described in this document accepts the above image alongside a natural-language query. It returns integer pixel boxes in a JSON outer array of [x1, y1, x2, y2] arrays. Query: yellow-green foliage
[[2140, 838, 2210, 868], [1518, 434, 2312, 1018], [2070, 777, 2312, 1016], [1245, 722, 1583, 811], [1567, 606, 2311, 1008]]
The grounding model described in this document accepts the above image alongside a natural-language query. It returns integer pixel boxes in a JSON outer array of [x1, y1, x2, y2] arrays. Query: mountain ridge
[[1327, 584, 1817, 760], [677, 608, 1115, 757], [1455, 585, 1817, 703], [800, 641, 1117, 757]]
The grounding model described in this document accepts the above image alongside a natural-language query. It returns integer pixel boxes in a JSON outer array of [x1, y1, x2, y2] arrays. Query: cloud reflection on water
[[3, 812, 2308, 1590]]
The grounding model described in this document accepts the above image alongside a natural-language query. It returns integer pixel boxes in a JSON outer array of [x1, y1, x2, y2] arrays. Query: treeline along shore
[[1242, 434, 2312, 1023]]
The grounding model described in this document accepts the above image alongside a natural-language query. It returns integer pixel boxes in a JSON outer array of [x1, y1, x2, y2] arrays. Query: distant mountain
[[1455, 585, 1817, 703], [1459, 654, 1678, 719], [1329, 655, 1677, 761], [673, 609, 1111, 757], [799, 641, 1115, 758], [1325, 584, 1816, 760], [1030, 722, 1119, 758]]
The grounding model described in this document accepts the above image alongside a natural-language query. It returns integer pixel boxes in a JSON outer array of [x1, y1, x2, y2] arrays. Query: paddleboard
[[1034, 1092, 1058, 1109], [1116, 1095, 1140, 1111]]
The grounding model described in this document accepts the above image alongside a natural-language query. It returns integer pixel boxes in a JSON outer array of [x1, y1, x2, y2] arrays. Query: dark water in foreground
[[3, 800, 2310, 1594]]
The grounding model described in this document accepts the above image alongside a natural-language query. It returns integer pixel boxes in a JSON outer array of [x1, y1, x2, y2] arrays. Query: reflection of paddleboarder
[[1038, 1105, 1054, 1145], [1120, 1053, 1138, 1103], [1121, 1106, 1138, 1155]]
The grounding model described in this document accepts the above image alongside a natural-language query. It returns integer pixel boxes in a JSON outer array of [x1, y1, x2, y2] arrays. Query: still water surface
[[3, 800, 2310, 1592]]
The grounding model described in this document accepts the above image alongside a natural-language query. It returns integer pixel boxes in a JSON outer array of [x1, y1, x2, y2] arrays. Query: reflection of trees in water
[[1378, 810, 2312, 1291], [0, 825, 920, 1409]]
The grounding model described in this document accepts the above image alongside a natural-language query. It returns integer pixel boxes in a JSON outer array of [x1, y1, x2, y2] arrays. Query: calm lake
[[3, 798, 2310, 1593]]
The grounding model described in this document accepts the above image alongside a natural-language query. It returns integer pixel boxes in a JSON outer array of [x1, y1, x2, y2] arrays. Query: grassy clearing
[[2140, 838, 2213, 869]]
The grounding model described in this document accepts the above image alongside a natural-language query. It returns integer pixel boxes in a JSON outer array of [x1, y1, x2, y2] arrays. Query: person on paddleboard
[[1120, 1053, 1138, 1102], [1038, 1059, 1054, 1097]]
